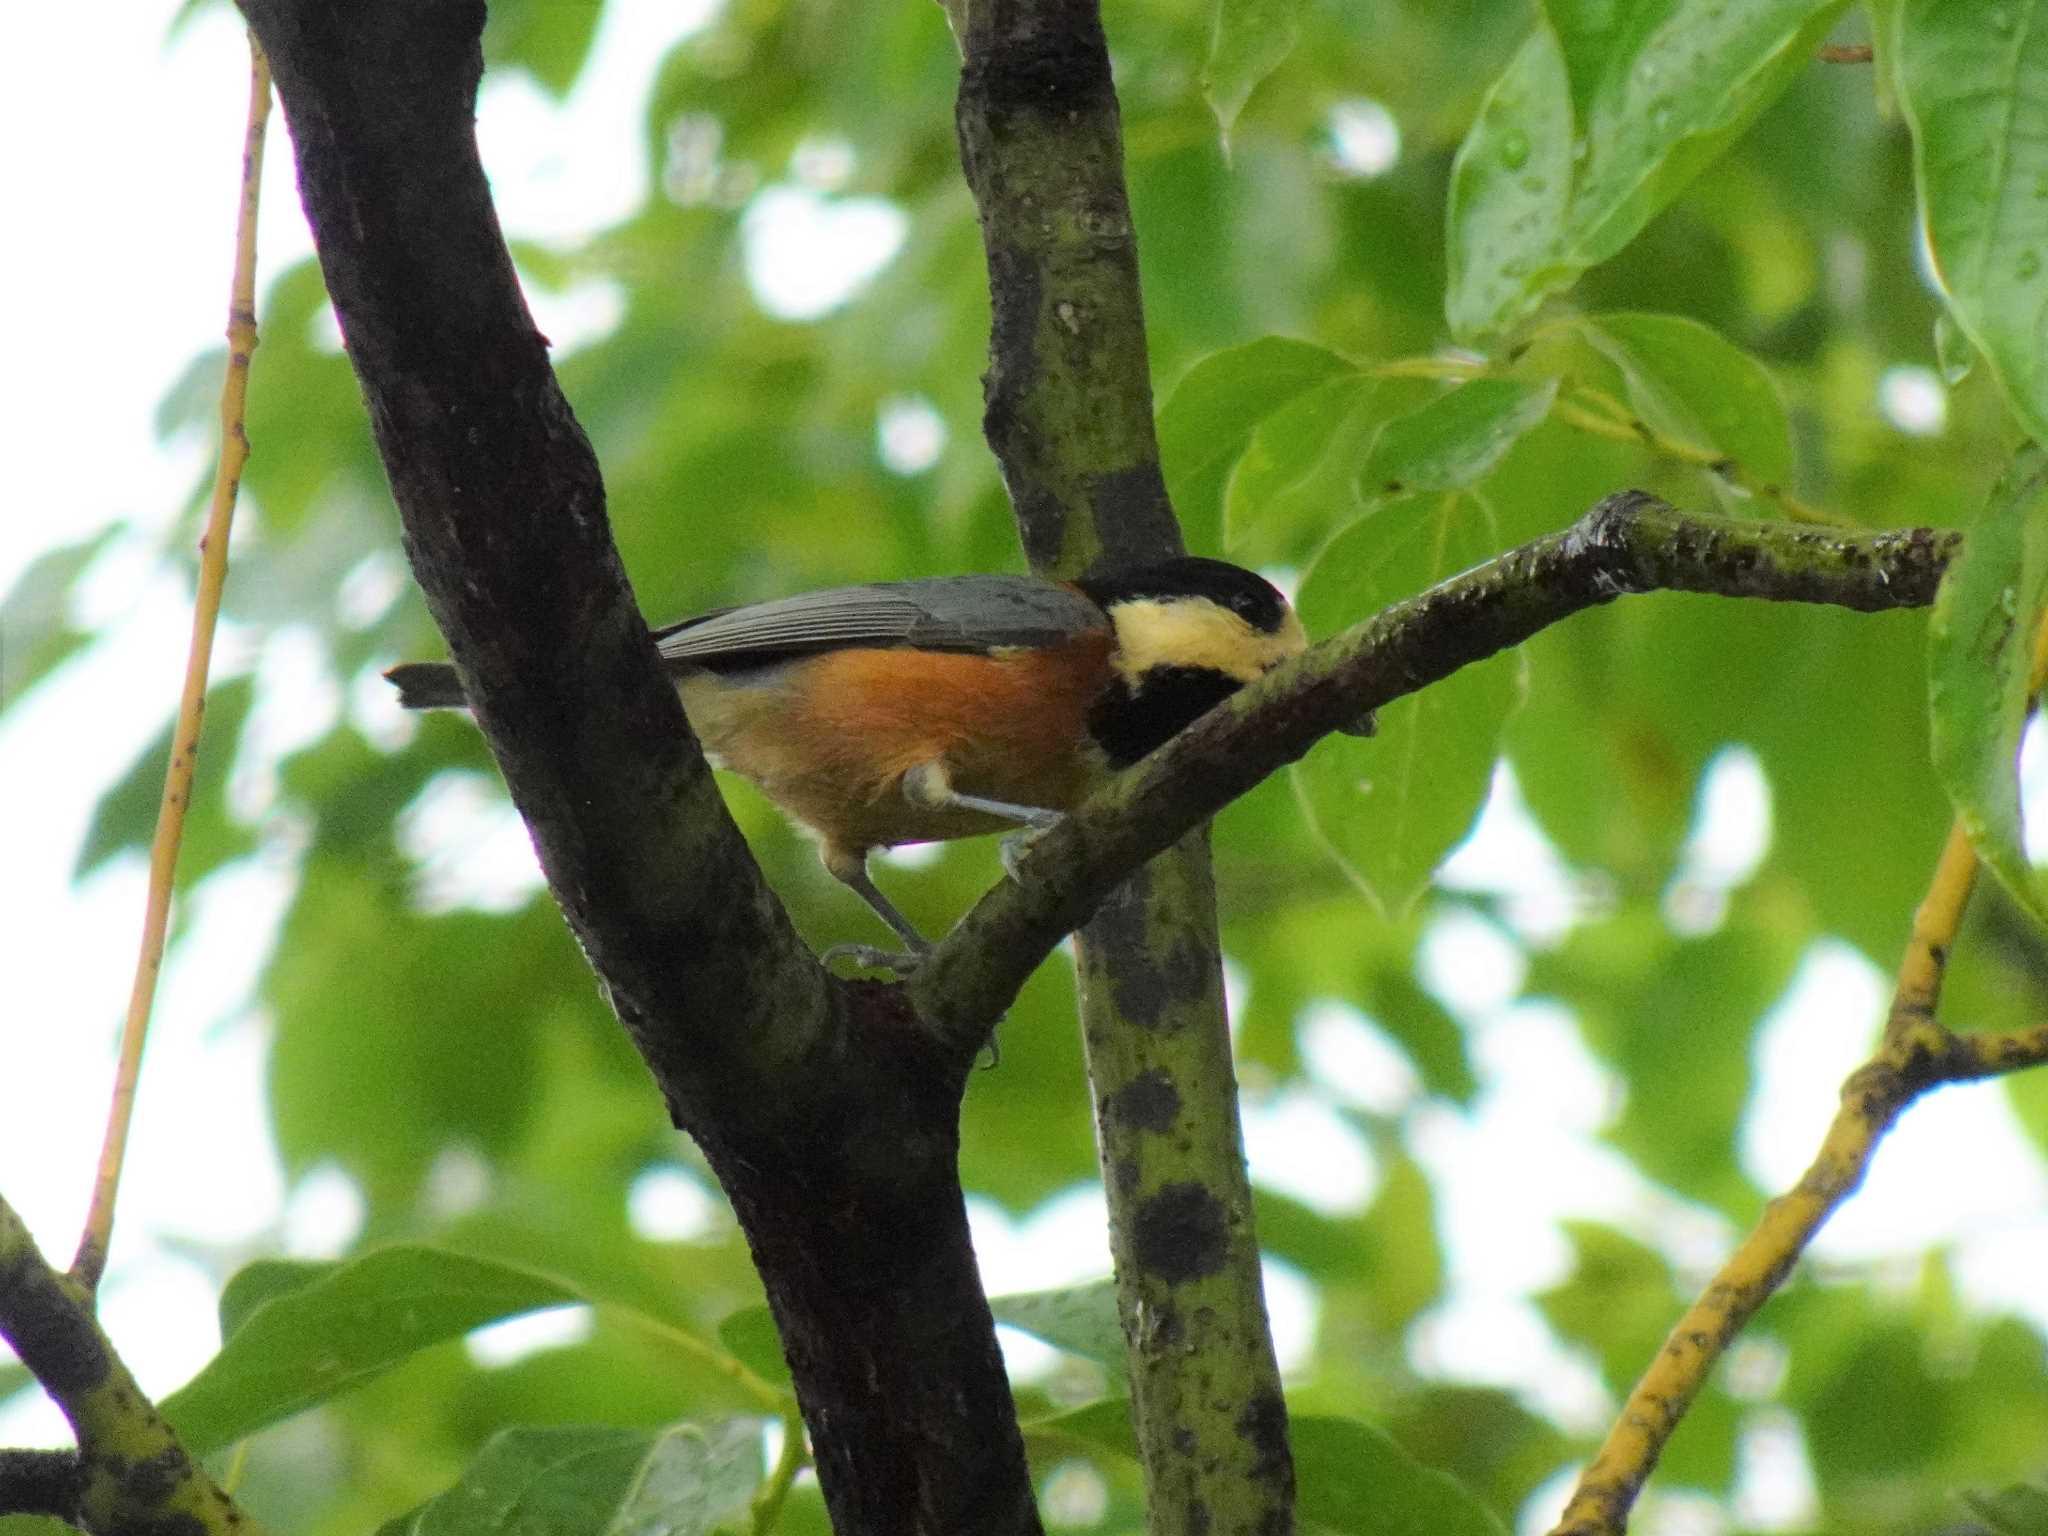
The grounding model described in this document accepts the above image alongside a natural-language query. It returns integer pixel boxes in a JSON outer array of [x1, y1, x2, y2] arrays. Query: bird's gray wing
[[652, 576, 1107, 667]]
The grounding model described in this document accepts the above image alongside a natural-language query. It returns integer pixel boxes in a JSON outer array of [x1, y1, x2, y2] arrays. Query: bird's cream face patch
[[1107, 597, 1308, 686]]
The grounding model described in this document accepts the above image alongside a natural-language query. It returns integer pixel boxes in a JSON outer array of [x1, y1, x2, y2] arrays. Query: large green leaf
[[161, 1245, 581, 1455], [376, 1420, 762, 1536], [1928, 448, 2048, 928], [1898, 1, 2048, 444], [1447, 0, 1851, 340], [1292, 494, 1526, 915], [1158, 338, 1356, 554], [1202, 0, 1303, 146]]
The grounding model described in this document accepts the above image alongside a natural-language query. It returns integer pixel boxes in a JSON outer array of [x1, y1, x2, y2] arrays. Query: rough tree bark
[[236, 3, 1041, 1532]]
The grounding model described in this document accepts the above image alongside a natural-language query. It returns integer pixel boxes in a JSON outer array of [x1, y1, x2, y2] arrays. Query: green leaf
[[1898, 1, 2048, 444], [1293, 1415, 1507, 1536], [218, 1257, 337, 1341], [1447, 2, 1850, 339], [715, 1305, 792, 1390], [1558, 0, 1851, 270], [0, 528, 113, 704], [1965, 1481, 2048, 1535], [161, 1245, 582, 1455], [1292, 494, 1525, 915], [1928, 447, 2048, 928], [1202, 0, 1304, 147], [1579, 312, 1794, 491], [1358, 378, 1559, 499], [75, 675, 258, 887], [1444, 21, 1574, 341], [483, 0, 607, 98], [378, 1420, 762, 1536], [1222, 371, 1379, 554], [1158, 338, 1356, 554], [1925, 444, 2048, 925], [990, 1279, 1127, 1384]]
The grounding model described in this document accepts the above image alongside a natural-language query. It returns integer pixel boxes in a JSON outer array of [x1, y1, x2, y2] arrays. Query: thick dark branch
[[238, 7, 1042, 1531], [912, 492, 1963, 1043], [0, 1450, 83, 1522], [238, 0, 827, 1119]]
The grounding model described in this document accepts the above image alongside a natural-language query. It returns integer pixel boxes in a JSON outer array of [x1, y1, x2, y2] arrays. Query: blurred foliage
[[11, 0, 2048, 1532]]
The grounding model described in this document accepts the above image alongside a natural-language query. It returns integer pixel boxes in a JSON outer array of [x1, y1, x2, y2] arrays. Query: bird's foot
[[999, 812, 1064, 880], [822, 942, 927, 976]]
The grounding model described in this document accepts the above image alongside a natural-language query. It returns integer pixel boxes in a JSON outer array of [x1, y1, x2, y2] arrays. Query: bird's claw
[[999, 812, 1064, 880], [821, 942, 927, 976]]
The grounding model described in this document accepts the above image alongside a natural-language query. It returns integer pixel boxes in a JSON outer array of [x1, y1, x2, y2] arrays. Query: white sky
[[3, 5, 2047, 1530]]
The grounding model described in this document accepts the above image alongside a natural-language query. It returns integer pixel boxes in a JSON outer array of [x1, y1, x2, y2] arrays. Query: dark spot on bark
[[0, 1253, 111, 1397], [958, 15, 1115, 122], [1112, 1156, 1140, 1192], [1132, 1181, 1228, 1283], [119, 1447, 188, 1506], [1187, 1497, 1212, 1535], [1108, 1069, 1181, 1133], [1173, 1426, 1198, 1456], [1237, 1390, 1293, 1484]]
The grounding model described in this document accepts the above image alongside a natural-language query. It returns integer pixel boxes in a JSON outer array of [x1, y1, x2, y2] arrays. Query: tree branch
[[237, 5, 1042, 1530], [911, 492, 1962, 1043], [951, 4, 1293, 1529], [238, 0, 827, 1118], [0, 1193, 262, 1536], [0, 1449, 84, 1523]]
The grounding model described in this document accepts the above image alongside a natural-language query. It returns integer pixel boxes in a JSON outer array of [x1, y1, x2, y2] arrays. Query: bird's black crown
[[1074, 556, 1289, 633]]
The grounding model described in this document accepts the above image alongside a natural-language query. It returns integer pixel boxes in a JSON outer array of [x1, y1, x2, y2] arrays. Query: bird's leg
[[900, 763, 1064, 884], [900, 762, 1064, 832], [819, 847, 932, 974]]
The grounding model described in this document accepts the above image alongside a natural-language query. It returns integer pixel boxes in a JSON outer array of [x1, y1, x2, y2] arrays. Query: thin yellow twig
[[72, 34, 271, 1289], [1548, 609, 2048, 1534]]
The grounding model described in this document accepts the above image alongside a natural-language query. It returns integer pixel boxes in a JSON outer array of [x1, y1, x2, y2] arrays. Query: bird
[[386, 556, 1333, 967]]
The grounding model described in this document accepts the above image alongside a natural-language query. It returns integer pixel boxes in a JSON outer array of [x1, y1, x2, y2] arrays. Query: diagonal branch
[[238, 0, 829, 1121], [0, 1193, 264, 1536], [911, 491, 1962, 1046]]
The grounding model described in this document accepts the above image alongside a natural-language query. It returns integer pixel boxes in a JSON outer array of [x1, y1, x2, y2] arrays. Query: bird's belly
[[676, 640, 1108, 854]]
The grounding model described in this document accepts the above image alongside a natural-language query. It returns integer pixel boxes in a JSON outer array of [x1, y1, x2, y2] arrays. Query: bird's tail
[[384, 662, 469, 710]]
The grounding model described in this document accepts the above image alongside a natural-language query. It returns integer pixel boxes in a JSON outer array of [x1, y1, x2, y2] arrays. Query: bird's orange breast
[[676, 631, 1115, 856]]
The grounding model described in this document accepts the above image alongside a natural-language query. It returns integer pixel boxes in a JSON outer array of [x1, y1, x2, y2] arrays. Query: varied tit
[[387, 556, 1327, 964]]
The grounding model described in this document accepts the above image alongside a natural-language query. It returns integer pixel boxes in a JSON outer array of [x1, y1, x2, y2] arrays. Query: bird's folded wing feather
[[652, 576, 1107, 666]]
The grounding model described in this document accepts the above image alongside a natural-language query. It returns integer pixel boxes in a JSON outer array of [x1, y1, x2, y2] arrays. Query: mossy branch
[[950, 3, 1293, 1527], [0, 1193, 267, 1536]]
